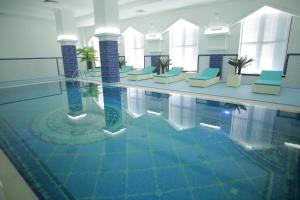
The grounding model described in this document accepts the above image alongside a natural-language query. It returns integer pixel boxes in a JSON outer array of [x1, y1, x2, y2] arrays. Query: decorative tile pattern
[[1, 82, 299, 200], [99, 41, 120, 83], [209, 54, 223, 77], [61, 45, 78, 78]]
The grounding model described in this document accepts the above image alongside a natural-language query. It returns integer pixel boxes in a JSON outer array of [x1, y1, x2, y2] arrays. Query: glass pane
[[263, 13, 291, 42], [242, 16, 261, 43], [259, 42, 286, 72]]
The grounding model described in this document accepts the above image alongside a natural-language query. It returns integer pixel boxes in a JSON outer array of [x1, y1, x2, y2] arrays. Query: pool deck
[[0, 150, 38, 200], [0, 75, 300, 112], [116, 78, 300, 113]]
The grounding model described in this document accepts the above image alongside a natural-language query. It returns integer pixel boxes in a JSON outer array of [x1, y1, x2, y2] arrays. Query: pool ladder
[[71, 69, 88, 82]]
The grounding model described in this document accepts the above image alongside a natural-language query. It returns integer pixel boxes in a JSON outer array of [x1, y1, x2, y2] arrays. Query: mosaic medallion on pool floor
[[29, 104, 131, 145]]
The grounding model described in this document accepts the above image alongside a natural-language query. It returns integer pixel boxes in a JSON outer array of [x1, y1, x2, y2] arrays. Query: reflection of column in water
[[230, 107, 276, 150], [168, 94, 197, 131], [126, 88, 145, 118], [66, 81, 83, 117], [103, 86, 123, 133]]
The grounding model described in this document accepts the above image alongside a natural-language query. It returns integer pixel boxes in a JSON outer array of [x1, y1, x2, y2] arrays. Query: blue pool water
[[0, 81, 299, 200]]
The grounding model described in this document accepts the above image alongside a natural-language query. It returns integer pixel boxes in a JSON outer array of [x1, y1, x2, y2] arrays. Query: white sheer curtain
[[169, 19, 199, 71], [123, 27, 144, 69], [240, 6, 291, 74]]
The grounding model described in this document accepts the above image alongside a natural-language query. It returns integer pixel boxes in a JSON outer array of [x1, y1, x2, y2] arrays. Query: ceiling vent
[[204, 27, 230, 35], [42, 0, 58, 4]]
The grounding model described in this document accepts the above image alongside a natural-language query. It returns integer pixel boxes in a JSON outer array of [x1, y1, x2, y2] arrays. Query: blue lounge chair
[[154, 67, 184, 83], [120, 66, 133, 77], [252, 70, 282, 95], [189, 68, 220, 87], [128, 66, 156, 81]]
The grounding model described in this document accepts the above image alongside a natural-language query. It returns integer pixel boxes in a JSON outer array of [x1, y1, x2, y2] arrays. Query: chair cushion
[[255, 79, 281, 86], [155, 73, 177, 78], [167, 67, 183, 75], [260, 70, 282, 81], [128, 66, 156, 75], [120, 66, 133, 73], [189, 75, 212, 80], [202, 68, 219, 77]]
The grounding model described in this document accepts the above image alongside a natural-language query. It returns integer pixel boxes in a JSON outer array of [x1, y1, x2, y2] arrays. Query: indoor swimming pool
[[0, 81, 299, 200]]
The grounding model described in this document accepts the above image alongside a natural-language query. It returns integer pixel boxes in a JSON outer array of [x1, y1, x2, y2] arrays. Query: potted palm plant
[[77, 47, 96, 70], [157, 57, 172, 74], [227, 56, 254, 87]]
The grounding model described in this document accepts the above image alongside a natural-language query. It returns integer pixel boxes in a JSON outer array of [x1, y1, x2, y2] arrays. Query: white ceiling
[[0, 0, 229, 26]]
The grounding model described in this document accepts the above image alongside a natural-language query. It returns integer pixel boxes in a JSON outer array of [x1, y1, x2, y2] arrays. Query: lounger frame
[[120, 72, 129, 78], [128, 73, 154, 81], [252, 84, 280, 95], [154, 73, 186, 84], [189, 77, 220, 87]]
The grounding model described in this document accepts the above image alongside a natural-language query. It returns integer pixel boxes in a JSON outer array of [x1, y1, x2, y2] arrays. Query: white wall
[[0, 15, 63, 81], [113, 0, 300, 87]]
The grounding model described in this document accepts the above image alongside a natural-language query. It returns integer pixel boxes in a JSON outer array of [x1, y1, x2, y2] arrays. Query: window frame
[[123, 27, 145, 69], [169, 19, 199, 72], [238, 9, 292, 76]]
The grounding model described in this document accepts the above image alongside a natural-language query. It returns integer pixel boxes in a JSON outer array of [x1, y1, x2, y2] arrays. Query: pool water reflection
[[0, 81, 299, 200]]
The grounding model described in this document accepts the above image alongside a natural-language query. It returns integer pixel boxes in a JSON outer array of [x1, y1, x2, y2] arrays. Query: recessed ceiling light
[[136, 10, 145, 13]]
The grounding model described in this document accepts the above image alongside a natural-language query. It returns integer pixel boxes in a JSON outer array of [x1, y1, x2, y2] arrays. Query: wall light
[[57, 34, 78, 41], [103, 128, 126, 136], [200, 122, 221, 130], [284, 142, 300, 149], [223, 110, 231, 115], [95, 27, 120, 35], [145, 33, 163, 40], [147, 110, 161, 116], [67, 113, 87, 120], [204, 27, 230, 35]]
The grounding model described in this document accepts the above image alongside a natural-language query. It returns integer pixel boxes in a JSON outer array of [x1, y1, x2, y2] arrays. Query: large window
[[123, 27, 144, 69], [169, 19, 199, 71], [239, 6, 291, 74]]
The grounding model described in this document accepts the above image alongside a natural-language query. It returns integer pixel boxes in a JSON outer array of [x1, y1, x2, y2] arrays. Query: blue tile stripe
[[151, 56, 159, 67], [209, 55, 223, 77], [99, 41, 120, 83], [0, 117, 74, 200], [61, 45, 78, 78]]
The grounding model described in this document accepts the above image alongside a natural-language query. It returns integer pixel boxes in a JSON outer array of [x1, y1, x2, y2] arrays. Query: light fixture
[[136, 10, 145, 13], [204, 27, 230, 35], [103, 128, 126, 136], [284, 142, 300, 149], [199, 122, 221, 130], [67, 113, 87, 120], [57, 34, 78, 41], [95, 27, 120, 35], [223, 110, 231, 115], [147, 110, 161, 116], [145, 33, 163, 40]]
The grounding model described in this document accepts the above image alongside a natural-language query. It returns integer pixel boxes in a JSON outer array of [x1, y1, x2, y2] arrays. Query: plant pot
[[227, 75, 241, 87], [87, 61, 93, 70], [156, 66, 160, 75]]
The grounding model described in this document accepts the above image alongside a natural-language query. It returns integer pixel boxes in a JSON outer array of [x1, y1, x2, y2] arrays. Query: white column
[[93, 0, 120, 83], [54, 8, 78, 44], [53, 8, 78, 77]]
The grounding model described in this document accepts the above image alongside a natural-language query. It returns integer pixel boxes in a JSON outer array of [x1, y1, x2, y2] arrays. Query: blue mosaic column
[[99, 40, 120, 83], [61, 45, 78, 78]]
